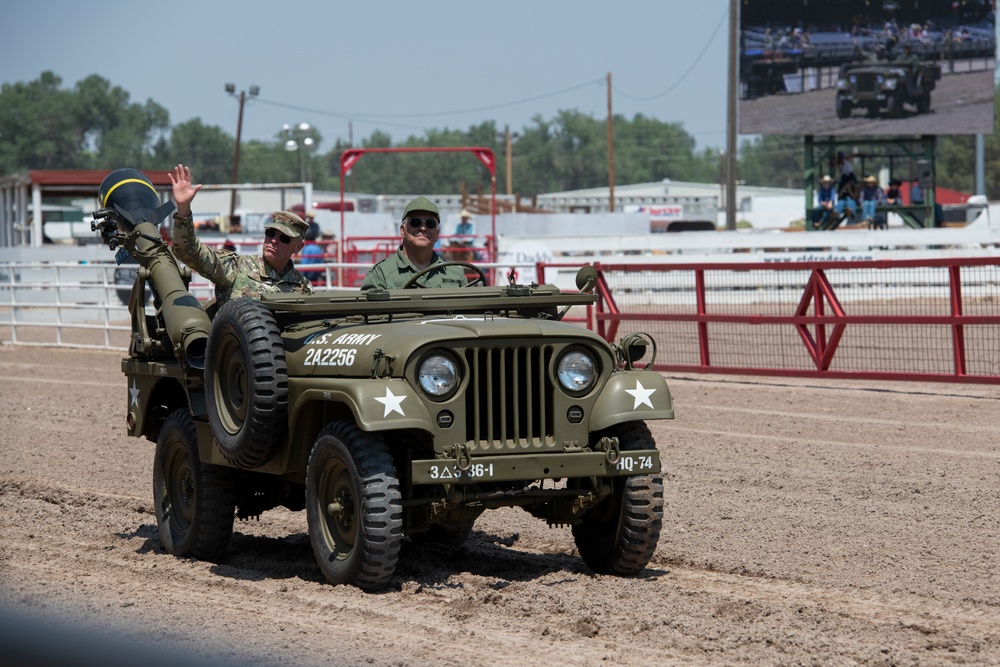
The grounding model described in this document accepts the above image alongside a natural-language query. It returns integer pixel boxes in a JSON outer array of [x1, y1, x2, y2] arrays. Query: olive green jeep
[[94, 168, 674, 590], [835, 59, 940, 119]]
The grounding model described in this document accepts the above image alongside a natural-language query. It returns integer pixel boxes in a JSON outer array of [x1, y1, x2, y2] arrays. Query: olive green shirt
[[171, 213, 313, 305], [361, 246, 469, 290]]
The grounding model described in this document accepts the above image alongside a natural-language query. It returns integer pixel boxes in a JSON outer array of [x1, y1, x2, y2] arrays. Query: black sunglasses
[[265, 228, 293, 244], [405, 217, 439, 230]]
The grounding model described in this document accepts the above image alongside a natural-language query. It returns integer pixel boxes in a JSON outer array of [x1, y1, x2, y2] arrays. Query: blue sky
[[3, 0, 731, 152]]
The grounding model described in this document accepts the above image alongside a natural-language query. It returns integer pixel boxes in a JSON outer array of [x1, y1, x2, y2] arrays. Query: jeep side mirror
[[576, 266, 598, 293]]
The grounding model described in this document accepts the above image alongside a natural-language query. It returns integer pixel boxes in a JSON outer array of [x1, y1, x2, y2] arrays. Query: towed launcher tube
[[94, 168, 210, 370]]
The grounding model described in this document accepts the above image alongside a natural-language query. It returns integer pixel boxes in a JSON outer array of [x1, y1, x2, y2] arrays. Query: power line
[[611, 5, 729, 102], [253, 78, 604, 125]]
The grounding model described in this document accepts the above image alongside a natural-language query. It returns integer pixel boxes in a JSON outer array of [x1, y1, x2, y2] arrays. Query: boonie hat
[[402, 196, 440, 220], [821, 175, 833, 183], [266, 211, 309, 238], [864, 175, 877, 183], [460, 209, 472, 218]]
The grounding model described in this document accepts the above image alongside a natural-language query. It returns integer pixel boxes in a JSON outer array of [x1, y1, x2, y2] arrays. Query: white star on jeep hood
[[374, 388, 407, 417], [130, 380, 140, 408], [624, 380, 655, 409]]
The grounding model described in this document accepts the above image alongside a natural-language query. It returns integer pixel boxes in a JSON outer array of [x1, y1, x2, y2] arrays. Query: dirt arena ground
[[1, 344, 998, 666], [740, 67, 994, 136]]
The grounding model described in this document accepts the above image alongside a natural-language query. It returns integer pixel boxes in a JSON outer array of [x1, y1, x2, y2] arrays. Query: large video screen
[[739, 0, 995, 135]]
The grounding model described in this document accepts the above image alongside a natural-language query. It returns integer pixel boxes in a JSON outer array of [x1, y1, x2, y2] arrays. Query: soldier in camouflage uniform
[[168, 164, 313, 305], [362, 196, 469, 290]]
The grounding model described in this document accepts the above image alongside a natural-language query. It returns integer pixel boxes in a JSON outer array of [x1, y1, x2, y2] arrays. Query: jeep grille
[[855, 73, 877, 92], [464, 345, 555, 449]]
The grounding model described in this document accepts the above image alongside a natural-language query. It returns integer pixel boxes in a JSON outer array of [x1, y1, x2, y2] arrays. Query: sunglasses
[[265, 228, 293, 244], [405, 217, 439, 230]]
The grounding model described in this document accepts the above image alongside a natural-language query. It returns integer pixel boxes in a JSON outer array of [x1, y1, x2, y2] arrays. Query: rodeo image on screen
[[739, 0, 996, 136]]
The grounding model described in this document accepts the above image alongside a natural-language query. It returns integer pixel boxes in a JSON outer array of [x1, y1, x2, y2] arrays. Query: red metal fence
[[541, 258, 1000, 384]]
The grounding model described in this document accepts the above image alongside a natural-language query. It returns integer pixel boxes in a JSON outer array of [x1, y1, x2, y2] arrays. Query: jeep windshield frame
[[258, 284, 596, 320]]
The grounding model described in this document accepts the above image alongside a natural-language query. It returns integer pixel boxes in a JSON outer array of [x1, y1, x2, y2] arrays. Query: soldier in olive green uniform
[[362, 196, 470, 290], [168, 164, 313, 305]]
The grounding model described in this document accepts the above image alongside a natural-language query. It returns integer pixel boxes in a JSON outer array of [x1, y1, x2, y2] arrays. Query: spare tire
[[205, 298, 288, 468]]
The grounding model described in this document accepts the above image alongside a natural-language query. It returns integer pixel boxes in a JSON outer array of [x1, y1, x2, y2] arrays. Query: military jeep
[[835, 59, 940, 119], [93, 168, 673, 591]]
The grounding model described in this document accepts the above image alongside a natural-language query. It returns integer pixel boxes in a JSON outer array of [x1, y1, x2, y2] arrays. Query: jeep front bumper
[[411, 448, 660, 484]]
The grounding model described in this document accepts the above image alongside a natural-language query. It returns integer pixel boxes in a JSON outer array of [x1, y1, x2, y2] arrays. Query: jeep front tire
[[306, 420, 404, 591], [573, 421, 663, 576]]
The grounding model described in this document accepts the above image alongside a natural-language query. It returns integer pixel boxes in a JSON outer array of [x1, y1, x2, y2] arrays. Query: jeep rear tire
[[573, 421, 663, 576], [205, 298, 288, 468], [886, 93, 902, 118], [917, 91, 930, 114], [154, 408, 236, 562], [306, 420, 403, 591], [835, 95, 851, 119]]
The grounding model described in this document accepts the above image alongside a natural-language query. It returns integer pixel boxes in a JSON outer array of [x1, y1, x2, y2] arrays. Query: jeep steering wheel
[[402, 261, 487, 289]]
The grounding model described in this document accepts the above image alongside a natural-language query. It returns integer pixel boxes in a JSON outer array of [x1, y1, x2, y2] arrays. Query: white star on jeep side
[[624, 380, 656, 409], [374, 388, 407, 417], [130, 380, 140, 408]]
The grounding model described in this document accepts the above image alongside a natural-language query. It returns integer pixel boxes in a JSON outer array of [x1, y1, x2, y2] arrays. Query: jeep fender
[[290, 378, 433, 434], [589, 370, 674, 432]]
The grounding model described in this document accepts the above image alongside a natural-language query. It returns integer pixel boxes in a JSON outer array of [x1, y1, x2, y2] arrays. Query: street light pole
[[226, 83, 259, 225], [284, 122, 315, 212]]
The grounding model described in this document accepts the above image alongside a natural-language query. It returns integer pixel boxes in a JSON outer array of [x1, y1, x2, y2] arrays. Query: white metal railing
[[0, 261, 130, 349], [0, 260, 534, 350]]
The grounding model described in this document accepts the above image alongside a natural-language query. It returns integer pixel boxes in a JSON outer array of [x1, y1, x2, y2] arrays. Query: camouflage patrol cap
[[266, 211, 309, 238], [402, 196, 440, 221]]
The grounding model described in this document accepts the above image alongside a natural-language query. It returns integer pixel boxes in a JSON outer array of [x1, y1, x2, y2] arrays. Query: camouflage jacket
[[171, 214, 312, 305], [361, 246, 468, 290]]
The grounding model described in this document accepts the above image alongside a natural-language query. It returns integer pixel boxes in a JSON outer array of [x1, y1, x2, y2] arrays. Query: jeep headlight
[[557, 350, 596, 393], [849, 74, 857, 84], [418, 353, 459, 398], [885, 77, 897, 90], [877, 74, 885, 85]]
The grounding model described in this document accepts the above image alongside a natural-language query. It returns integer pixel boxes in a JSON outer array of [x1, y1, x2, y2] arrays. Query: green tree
[[0, 71, 170, 173], [0, 71, 82, 172], [1, 71, 728, 198], [166, 119, 234, 183], [613, 114, 716, 184], [936, 90, 1000, 199], [737, 136, 803, 189], [516, 111, 608, 195], [73, 74, 170, 170]]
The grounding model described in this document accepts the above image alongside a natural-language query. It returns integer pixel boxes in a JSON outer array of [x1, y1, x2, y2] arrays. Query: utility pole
[[725, 0, 738, 230], [225, 83, 259, 224], [607, 71, 615, 212]]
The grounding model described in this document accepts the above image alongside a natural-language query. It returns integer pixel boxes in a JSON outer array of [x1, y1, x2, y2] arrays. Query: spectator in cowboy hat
[[815, 174, 837, 228], [860, 175, 885, 228], [456, 209, 475, 237]]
